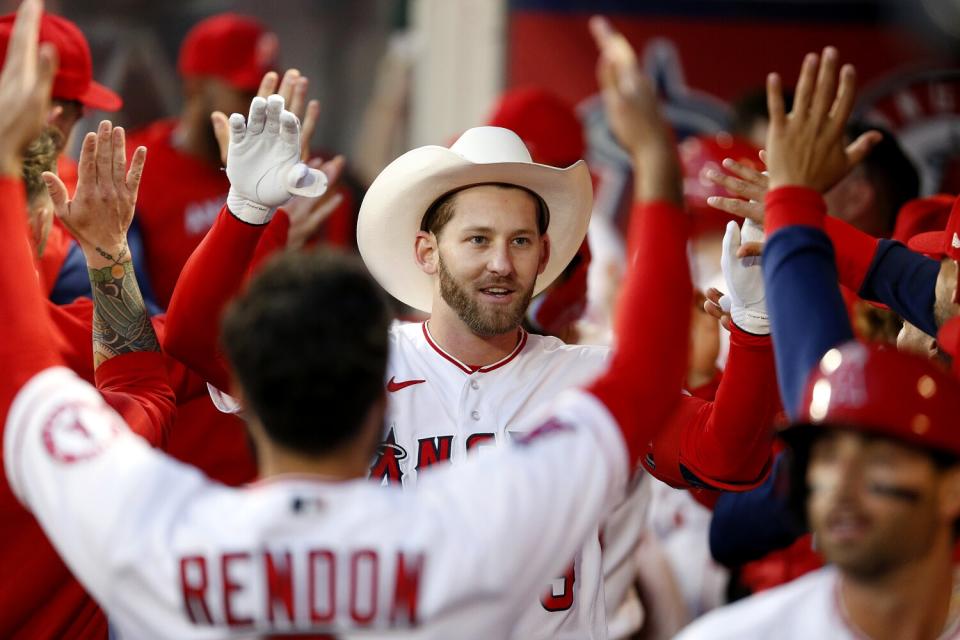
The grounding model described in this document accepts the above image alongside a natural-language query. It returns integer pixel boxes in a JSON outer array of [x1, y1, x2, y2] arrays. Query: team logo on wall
[[579, 38, 730, 228], [42, 402, 122, 463], [856, 69, 960, 195]]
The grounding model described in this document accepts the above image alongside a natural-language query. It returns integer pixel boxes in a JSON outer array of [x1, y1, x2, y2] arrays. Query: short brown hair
[[420, 183, 550, 238]]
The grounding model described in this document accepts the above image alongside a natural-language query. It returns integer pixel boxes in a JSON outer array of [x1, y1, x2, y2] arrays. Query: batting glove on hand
[[720, 218, 769, 335], [225, 94, 328, 225]]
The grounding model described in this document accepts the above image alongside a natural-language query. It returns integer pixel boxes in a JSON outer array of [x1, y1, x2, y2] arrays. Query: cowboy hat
[[356, 126, 593, 312]]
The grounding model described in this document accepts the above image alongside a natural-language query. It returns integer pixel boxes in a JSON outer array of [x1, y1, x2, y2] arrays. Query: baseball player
[[161, 17, 782, 639], [2, 4, 701, 636], [680, 46, 960, 640]]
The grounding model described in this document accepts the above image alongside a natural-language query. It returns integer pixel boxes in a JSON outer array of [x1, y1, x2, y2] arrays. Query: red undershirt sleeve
[[0, 177, 63, 426], [823, 215, 881, 294], [163, 206, 272, 391], [95, 351, 176, 448], [587, 201, 692, 467]]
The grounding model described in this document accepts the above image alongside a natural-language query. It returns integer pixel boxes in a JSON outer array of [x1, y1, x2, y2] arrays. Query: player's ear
[[537, 233, 551, 276], [415, 230, 439, 275], [938, 464, 960, 524]]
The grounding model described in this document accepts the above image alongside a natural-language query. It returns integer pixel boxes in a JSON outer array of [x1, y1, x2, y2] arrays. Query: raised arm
[[43, 120, 175, 444], [0, 0, 63, 425], [763, 47, 868, 417]]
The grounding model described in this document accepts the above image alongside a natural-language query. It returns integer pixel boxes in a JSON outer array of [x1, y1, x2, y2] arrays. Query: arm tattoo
[[88, 254, 160, 368]]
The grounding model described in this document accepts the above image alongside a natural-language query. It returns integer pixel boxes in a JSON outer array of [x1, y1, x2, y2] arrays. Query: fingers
[[111, 126, 127, 188], [95, 120, 112, 183], [766, 72, 786, 129], [256, 70, 280, 98], [737, 241, 764, 258], [35, 41, 57, 99], [289, 76, 308, 118], [228, 112, 246, 144], [279, 109, 299, 147], [125, 146, 147, 198], [320, 155, 346, 186], [211, 110, 230, 164], [77, 131, 97, 185], [845, 129, 883, 168], [825, 63, 857, 140], [3, 0, 42, 78], [759, 148, 768, 166], [722, 219, 742, 260], [791, 53, 819, 119], [247, 96, 267, 135], [722, 157, 768, 187], [809, 47, 839, 128], [41, 171, 68, 213], [705, 167, 766, 202], [300, 99, 320, 161], [277, 68, 300, 104], [265, 94, 284, 135], [706, 196, 765, 225]]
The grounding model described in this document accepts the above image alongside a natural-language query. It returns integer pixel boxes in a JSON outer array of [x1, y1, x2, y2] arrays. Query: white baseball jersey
[[675, 566, 960, 640], [370, 321, 644, 640], [4, 366, 629, 640]]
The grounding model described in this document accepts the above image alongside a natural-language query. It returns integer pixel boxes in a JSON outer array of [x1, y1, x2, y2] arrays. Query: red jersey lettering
[[416, 436, 453, 471], [349, 550, 379, 625], [308, 549, 336, 624], [222, 552, 254, 627], [390, 551, 424, 625], [180, 556, 213, 624], [265, 550, 295, 624]]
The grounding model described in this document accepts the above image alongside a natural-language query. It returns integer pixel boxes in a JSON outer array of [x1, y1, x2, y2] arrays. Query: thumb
[[210, 111, 230, 164], [722, 220, 742, 262], [846, 130, 883, 168], [42, 171, 69, 214]]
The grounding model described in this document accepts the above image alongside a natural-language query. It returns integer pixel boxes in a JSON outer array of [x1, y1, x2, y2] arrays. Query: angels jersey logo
[[369, 427, 407, 484], [42, 401, 122, 463]]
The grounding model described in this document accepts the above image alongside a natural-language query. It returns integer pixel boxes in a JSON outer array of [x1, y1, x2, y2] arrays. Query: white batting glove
[[225, 94, 328, 225], [719, 218, 769, 335]]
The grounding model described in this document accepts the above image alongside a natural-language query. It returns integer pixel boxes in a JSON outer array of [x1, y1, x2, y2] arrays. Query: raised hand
[[706, 157, 768, 225], [765, 47, 881, 192], [720, 219, 769, 335], [212, 68, 320, 166], [225, 93, 327, 225], [0, 0, 57, 177], [589, 15, 681, 205], [43, 120, 146, 268], [284, 155, 346, 251]]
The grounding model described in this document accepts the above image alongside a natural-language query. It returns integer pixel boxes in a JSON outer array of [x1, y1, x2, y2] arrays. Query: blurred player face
[[433, 185, 549, 337], [806, 431, 959, 580], [49, 99, 84, 151], [934, 259, 959, 326], [897, 321, 939, 359]]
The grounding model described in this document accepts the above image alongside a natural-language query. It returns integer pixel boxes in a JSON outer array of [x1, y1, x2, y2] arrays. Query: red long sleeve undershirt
[[588, 201, 693, 467], [0, 178, 62, 426], [164, 206, 273, 392], [590, 200, 777, 489]]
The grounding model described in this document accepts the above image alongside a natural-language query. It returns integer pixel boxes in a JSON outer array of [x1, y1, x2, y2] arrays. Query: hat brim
[[357, 146, 593, 312], [75, 81, 122, 112], [907, 230, 946, 258]]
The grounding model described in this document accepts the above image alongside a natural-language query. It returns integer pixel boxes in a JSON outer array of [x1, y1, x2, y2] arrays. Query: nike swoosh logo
[[386, 377, 426, 392]]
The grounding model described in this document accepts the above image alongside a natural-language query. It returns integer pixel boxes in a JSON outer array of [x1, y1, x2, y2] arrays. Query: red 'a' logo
[[369, 427, 407, 484]]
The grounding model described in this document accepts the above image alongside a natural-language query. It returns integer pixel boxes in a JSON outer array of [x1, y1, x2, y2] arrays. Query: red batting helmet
[[909, 194, 960, 262], [486, 87, 585, 168], [791, 340, 960, 456]]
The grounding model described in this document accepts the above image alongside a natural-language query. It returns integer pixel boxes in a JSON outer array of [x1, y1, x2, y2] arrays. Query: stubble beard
[[438, 256, 534, 338]]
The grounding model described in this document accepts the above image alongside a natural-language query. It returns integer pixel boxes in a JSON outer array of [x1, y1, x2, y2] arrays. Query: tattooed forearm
[[88, 255, 160, 368]]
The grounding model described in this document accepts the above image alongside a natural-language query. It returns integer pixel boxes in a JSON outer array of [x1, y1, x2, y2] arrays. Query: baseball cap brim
[[907, 230, 945, 258], [73, 80, 122, 112]]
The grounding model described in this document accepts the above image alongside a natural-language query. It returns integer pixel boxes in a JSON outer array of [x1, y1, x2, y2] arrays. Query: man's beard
[[438, 257, 534, 338]]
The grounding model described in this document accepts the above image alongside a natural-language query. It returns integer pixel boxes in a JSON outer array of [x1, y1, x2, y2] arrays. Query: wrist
[[82, 243, 130, 270], [227, 188, 276, 226]]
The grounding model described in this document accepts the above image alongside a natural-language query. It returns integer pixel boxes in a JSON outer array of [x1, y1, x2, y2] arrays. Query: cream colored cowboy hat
[[356, 126, 593, 312]]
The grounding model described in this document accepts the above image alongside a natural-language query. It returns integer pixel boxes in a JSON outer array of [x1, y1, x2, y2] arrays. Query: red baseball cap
[[909, 194, 960, 261], [938, 317, 960, 378], [178, 13, 277, 94], [486, 87, 585, 168], [0, 12, 121, 111], [893, 194, 954, 247], [789, 341, 960, 456], [679, 132, 761, 235]]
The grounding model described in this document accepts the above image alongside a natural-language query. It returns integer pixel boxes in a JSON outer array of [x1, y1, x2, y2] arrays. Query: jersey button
[[470, 410, 480, 421], [470, 380, 479, 390]]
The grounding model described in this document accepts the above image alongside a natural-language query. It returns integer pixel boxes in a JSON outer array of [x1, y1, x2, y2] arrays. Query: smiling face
[[805, 430, 960, 580], [417, 184, 550, 338]]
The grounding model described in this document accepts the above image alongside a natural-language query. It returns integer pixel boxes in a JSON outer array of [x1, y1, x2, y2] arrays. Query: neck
[[840, 534, 957, 640], [427, 302, 521, 367], [256, 442, 371, 482]]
